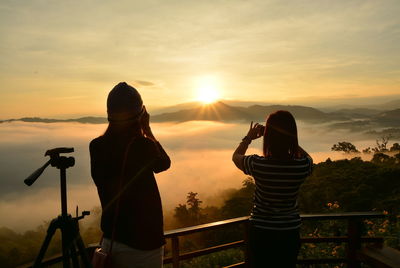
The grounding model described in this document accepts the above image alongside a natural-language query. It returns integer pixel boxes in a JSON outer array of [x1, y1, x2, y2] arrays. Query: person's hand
[[140, 106, 156, 139], [141, 106, 150, 128], [141, 106, 151, 134], [246, 121, 264, 140]]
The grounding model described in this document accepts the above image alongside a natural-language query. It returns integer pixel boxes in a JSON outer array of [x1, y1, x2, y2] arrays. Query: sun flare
[[196, 76, 221, 104], [198, 86, 219, 104]]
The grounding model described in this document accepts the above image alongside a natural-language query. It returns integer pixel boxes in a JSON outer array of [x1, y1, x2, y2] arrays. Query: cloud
[[0, 185, 98, 231], [133, 80, 155, 87], [0, 120, 380, 231]]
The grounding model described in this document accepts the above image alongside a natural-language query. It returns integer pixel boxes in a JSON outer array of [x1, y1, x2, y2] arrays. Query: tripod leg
[[63, 216, 92, 268], [70, 245, 80, 268], [75, 234, 93, 268], [61, 217, 72, 268], [32, 219, 59, 268]]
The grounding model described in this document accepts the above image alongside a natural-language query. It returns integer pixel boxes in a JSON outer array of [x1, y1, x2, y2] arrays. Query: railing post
[[243, 221, 251, 268], [347, 219, 362, 268], [171, 236, 180, 268]]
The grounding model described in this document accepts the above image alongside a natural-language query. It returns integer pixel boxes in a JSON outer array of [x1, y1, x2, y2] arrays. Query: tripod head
[[24, 147, 75, 186]]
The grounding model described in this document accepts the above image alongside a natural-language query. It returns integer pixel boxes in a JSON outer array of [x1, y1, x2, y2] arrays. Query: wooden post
[[347, 219, 362, 268], [171, 236, 180, 268], [243, 221, 251, 268]]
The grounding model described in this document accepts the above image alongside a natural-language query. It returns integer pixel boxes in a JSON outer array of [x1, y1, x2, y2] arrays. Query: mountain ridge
[[1, 102, 399, 127]]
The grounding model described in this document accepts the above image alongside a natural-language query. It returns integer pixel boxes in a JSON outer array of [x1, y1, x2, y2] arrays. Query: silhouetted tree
[[331, 142, 359, 153], [174, 204, 191, 226], [187, 192, 202, 218], [371, 153, 391, 164], [174, 192, 205, 227], [221, 178, 255, 218], [362, 147, 372, 154], [372, 136, 391, 153], [390, 143, 400, 152]]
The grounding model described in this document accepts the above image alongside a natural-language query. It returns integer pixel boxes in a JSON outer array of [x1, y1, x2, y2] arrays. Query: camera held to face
[[259, 125, 265, 136]]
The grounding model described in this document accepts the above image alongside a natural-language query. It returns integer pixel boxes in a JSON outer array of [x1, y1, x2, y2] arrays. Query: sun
[[197, 86, 219, 104], [196, 76, 221, 104]]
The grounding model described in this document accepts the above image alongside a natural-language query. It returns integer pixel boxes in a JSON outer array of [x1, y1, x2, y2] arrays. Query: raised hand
[[141, 106, 150, 128], [140, 106, 156, 140], [246, 121, 264, 140]]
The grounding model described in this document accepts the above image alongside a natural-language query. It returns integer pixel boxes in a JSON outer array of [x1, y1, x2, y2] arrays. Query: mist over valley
[[1, 100, 399, 231]]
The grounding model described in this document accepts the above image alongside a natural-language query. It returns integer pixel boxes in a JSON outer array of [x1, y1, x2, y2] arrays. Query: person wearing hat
[[90, 82, 171, 267]]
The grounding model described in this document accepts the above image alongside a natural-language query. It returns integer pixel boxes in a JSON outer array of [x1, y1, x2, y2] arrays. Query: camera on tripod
[[24, 147, 92, 268]]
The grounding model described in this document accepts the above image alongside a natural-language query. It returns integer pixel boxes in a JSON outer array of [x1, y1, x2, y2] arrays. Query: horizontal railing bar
[[226, 259, 348, 266], [164, 212, 384, 237], [164, 240, 244, 264], [301, 236, 384, 244], [223, 262, 245, 268], [300, 212, 385, 220], [297, 258, 348, 264], [164, 216, 249, 238]]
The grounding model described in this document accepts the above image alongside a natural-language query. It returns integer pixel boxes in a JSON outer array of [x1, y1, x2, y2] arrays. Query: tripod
[[24, 148, 92, 268]]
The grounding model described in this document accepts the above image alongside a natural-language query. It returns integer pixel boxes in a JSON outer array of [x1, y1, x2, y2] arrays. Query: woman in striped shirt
[[232, 110, 313, 268]]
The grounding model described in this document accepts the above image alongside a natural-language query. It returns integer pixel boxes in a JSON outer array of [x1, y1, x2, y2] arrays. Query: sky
[[1, 0, 400, 119]]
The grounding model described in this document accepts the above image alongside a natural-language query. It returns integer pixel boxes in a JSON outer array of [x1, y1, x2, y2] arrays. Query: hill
[[151, 102, 250, 122], [151, 102, 347, 123], [0, 117, 107, 124], [1, 103, 399, 130], [372, 109, 400, 127]]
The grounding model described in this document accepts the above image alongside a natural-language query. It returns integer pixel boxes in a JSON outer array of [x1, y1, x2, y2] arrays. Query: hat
[[107, 82, 144, 122]]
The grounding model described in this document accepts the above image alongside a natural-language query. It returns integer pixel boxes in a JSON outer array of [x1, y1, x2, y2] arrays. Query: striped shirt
[[243, 154, 313, 230]]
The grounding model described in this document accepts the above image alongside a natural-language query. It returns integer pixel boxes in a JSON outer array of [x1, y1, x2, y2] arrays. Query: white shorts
[[101, 238, 163, 268]]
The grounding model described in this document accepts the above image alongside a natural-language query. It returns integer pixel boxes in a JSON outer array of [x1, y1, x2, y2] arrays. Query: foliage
[[173, 191, 210, 227], [173, 179, 255, 229], [299, 156, 400, 213], [372, 136, 391, 153], [331, 142, 360, 153], [0, 223, 62, 268], [0, 208, 102, 268], [332, 136, 400, 154], [390, 142, 400, 152]]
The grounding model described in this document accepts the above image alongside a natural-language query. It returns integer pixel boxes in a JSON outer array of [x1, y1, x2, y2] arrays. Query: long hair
[[263, 110, 299, 159]]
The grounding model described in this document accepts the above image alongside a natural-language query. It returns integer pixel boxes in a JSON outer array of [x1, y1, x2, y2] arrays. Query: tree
[[221, 178, 255, 218], [331, 142, 360, 153], [390, 143, 400, 152], [371, 153, 391, 164], [372, 136, 391, 153], [187, 192, 202, 217], [362, 147, 372, 154], [173, 204, 191, 226], [174, 192, 204, 227]]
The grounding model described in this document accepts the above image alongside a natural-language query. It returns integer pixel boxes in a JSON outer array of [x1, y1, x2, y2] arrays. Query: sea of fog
[[0, 121, 376, 231]]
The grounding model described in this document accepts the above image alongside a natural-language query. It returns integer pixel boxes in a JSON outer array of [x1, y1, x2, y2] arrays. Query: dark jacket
[[89, 134, 170, 250]]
